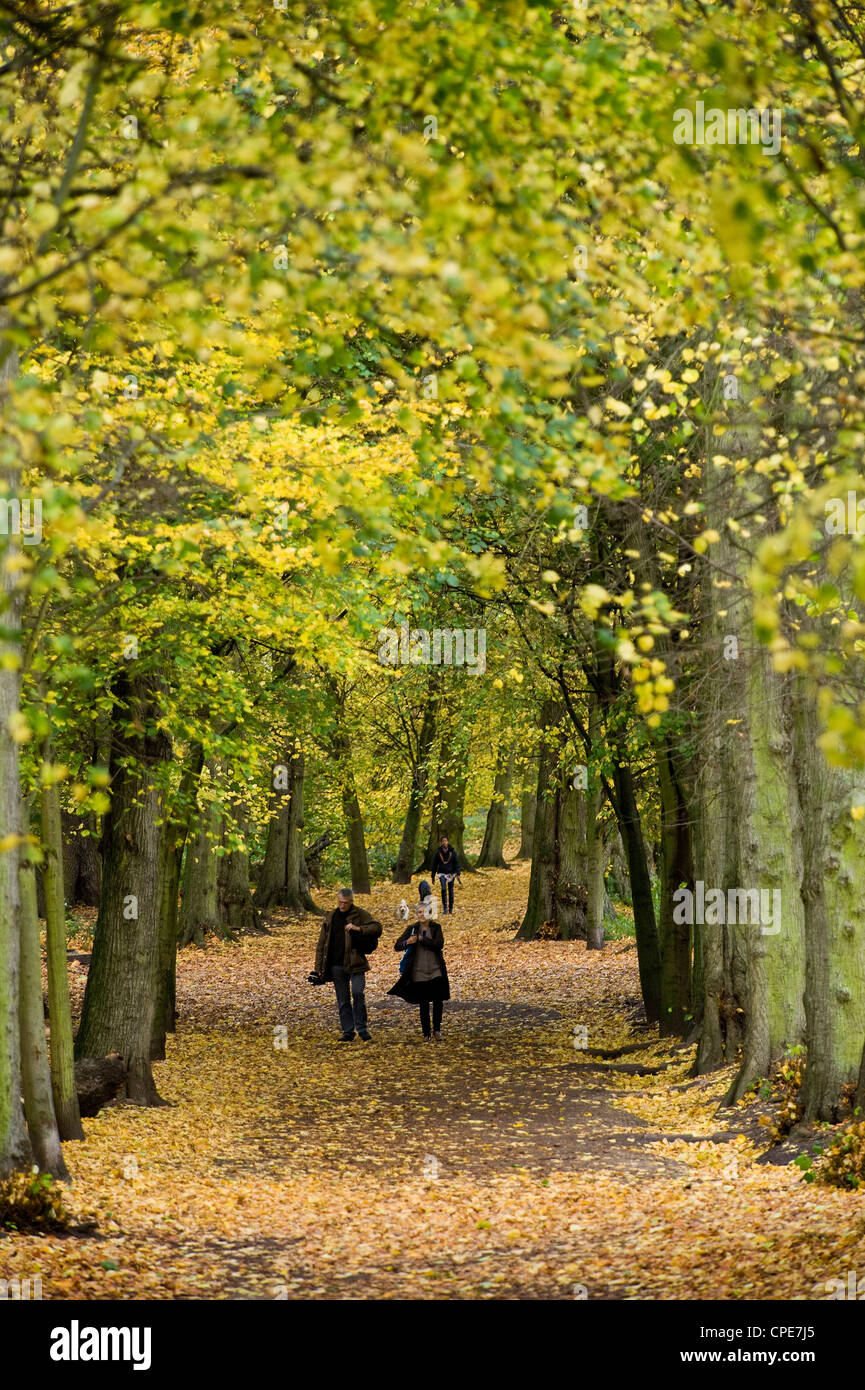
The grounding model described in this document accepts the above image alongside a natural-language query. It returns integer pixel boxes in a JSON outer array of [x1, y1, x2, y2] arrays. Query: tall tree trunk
[[656, 738, 693, 1035], [75, 670, 171, 1105], [342, 774, 371, 895], [256, 748, 320, 912], [218, 796, 263, 931], [518, 702, 587, 940], [177, 761, 220, 948], [0, 334, 34, 1174], [60, 809, 102, 907], [610, 758, 661, 1023], [152, 744, 204, 1057], [585, 700, 605, 951], [516, 782, 536, 860], [792, 673, 865, 1121], [393, 692, 439, 884], [41, 742, 85, 1141], [18, 858, 68, 1177], [476, 743, 514, 869]]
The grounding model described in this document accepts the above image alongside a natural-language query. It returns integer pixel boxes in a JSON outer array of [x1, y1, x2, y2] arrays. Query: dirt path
[[4, 865, 864, 1300]]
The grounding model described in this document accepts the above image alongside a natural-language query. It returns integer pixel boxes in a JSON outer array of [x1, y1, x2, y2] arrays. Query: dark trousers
[[331, 965, 367, 1036], [419, 999, 443, 1036], [438, 874, 454, 913]]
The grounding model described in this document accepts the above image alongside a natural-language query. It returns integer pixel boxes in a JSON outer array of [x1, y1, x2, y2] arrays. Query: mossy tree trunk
[[41, 739, 84, 1141], [0, 333, 35, 1175], [18, 857, 68, 1177]]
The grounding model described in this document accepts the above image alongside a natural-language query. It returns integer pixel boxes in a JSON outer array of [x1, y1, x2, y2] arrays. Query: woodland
[[2, 0, 865, 1306]]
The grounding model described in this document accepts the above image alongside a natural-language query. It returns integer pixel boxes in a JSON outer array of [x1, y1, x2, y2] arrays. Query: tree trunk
[[518, 702, 587, 940], [610, 758, 661, 1023], [792, 673, 865, 1121], [0, 334, 33, 1175], [585, 700, 605, 950], [516, 783, 536, 860], [256, 748, 320, 912], [476, 744, 514, 868], [393, 693, 439, 884], [41, 745, 85, 1141], [177, 761, 220, 948], [75, 670, 171, 1106], [60, 809, 101, 907], [152, 744, 204, 1058], [342, 776, 371, 895], [18, 858, 68, 1177], [217, 797, 263, 931], [656, 738, 693, 1035]]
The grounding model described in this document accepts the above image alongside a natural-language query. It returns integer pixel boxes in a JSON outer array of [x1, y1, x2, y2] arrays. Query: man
[[311, 887, 382, 1041], [431, 834, 461, 915]]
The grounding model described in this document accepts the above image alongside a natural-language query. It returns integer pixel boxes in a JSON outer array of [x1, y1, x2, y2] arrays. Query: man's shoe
[[338, 1033, 355, 1042], [358, 1032, 372, 1041], [433, 1031, 442, 1041], [422, 1034, 432, 1042]]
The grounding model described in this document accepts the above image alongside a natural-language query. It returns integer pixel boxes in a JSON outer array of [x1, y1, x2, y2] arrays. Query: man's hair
[[338, 887, 354, 900], [440, 835, 449, 842]]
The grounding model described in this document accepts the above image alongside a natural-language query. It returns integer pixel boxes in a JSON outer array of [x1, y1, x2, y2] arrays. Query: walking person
[[431, 834, 461, 915], [310, 887, 382, 1041], [388, 901, 450, 1041]]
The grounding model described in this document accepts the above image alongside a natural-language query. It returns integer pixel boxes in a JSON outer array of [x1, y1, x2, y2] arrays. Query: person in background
[[388, 901, 450, 1040], [310, 887, 382, 1042], [431, 834, 461, 915]]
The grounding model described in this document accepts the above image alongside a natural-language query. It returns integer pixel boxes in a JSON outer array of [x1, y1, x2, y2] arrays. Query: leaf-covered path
[[5, 866, 865, 1300]]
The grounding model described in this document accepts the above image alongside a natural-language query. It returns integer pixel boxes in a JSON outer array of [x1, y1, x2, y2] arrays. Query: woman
[[388, 902, 450, 1040], [431, 834, 461, 915]]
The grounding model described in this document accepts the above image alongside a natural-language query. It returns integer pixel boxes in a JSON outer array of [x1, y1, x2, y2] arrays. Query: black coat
[[431, 846, 460, 879], [387, 921, 451, 1002]]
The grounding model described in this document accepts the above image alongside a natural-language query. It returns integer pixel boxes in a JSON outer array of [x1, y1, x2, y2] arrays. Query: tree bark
[[177, 761, 220, 948], [518, 702, 587, 940], [393, 691, 439, 884], [41, 744, 85, 1141], [60, 809, 101, 907], [792, 673, 865, 1121], [75, 670, 171, 1105], [0, 326, 34, 1174], [217, 797, 263, 931], [476, 743, 514, 868], [516, 781, 536, 860], [585, 700, 605, 950], [656, 738, 693, 1035], [18, 858, 68, 1177], [256, 748, 320, 912]]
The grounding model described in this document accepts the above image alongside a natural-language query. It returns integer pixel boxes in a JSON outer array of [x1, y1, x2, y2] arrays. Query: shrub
[[0, 1170, 72, 1232]]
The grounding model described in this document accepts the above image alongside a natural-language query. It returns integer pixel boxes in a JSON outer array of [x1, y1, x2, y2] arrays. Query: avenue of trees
[[3, 0, 865, 1183]]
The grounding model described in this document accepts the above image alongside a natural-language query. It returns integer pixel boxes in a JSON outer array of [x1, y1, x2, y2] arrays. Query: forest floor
[[4, 860, 865, 1300]]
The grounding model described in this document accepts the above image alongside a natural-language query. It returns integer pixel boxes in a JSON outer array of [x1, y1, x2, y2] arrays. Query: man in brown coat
[[312, 887, 382, 1041]]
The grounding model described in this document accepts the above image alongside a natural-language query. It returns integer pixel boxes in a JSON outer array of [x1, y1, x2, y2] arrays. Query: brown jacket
[[314, 903, 382, 979]]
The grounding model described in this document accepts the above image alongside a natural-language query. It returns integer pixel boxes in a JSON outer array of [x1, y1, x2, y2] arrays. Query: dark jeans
[[331, 965, 367, 1037], [420, 999, 443, 1036], [438, 874, 454, 913]]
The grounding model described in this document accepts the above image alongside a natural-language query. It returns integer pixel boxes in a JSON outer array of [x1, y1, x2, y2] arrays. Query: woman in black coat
[[388, 903, 450, 1040]]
